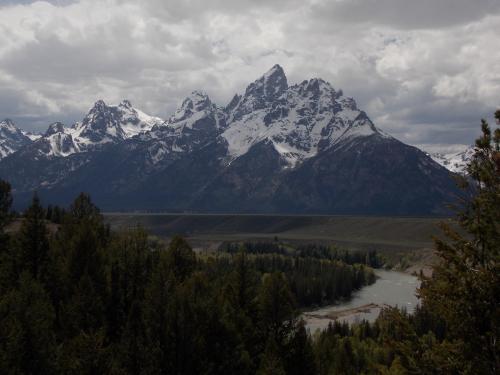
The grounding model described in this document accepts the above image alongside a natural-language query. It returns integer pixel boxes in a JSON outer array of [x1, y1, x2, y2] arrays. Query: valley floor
[[105, 213, 444, 272]]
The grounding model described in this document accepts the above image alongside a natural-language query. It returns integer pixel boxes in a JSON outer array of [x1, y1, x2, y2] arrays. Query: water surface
[[304, 269, 420, 332]]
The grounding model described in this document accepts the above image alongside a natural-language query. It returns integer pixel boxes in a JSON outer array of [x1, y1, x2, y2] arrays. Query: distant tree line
[[295, 244, 383, 268], [220, 241, 383, 268], [45, 204, 67, 224], [214, 252, 375, 308], [221, 241, 288, 255]]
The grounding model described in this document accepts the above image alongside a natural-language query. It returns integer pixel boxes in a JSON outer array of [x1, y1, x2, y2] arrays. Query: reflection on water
[[304, 269, 420, 332]]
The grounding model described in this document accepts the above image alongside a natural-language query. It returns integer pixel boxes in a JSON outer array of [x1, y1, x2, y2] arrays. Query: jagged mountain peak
[[244, 64, 288, 99], [182, 91, 211, 109], [88, 99, 108, 113], [77, 101, 124, 143], [0, 118, 32, 158], [74, 98, 164, 143], [222, 67, 381, 167], [228, 65, 289, 119], [169, 91, 215, 124], [0, 118, 16, 129], [44, 122, 67, 137], [295, 78, 337, 97], [119, 99, 133, 109], [262, 64, 286, 83]]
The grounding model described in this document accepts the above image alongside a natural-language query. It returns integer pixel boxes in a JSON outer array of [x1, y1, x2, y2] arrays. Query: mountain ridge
[[0, 65, 459, 214]]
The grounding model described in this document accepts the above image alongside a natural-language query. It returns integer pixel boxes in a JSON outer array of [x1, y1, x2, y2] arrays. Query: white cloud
[[0, 0, 498, 148]]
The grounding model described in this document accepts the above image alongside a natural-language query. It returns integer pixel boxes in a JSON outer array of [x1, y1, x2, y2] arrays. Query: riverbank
[[303, 269, 420, 332]]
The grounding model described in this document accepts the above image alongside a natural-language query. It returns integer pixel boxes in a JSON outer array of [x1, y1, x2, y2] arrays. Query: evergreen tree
[[256, 338, 286, 375], [0, 272, 56, 374], [62, 193, 108, 294], [166, 236, 196, 282], [419, 110, 500, 374], [257, 272, 296, 350], [143, 251, 173, 373], [57, 330, 108, 374], [46, 204, 53, 222], [119, 300, 148, 374], [17, 193, 50, 281], [0, 179, 12, 233], [0, 180, 13, 293], [285, 320, 317, 375]]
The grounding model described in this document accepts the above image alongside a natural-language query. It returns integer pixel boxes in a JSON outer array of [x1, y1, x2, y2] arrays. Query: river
[[303, 269, 420, 332]]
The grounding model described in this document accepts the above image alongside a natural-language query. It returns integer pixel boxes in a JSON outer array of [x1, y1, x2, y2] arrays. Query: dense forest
[[0, 186, 375, 373], [0, 111, 498, 374]]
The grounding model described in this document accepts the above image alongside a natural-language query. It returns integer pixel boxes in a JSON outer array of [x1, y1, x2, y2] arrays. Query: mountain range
[[427, 146, 473, 174], [0, 65, 459, 214]]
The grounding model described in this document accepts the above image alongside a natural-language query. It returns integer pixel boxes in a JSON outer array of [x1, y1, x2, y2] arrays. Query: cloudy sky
[[0, 0, 499, 152]]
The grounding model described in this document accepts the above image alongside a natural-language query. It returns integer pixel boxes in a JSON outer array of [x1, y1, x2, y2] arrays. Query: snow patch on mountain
[[431, 147, 474, 174], [221, 68, 381, 167], [32, 100, 165, 158], [117, 100, 163, 137], [22, 131, 42, 141], [419, 144, 473, 173], [0, 119, 32, 158], [129, 91, 227, 166], [38, 122, 80, 157]]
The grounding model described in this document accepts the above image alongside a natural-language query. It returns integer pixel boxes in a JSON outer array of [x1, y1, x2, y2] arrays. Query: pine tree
[[0, 272, 56, 374], [16, 193, 50, 281], [46, 204, 53, 222], [119, 300, 148, 374], [256, 338, 286, 375], [0, 180, 13, 294], [0, 179, 12, 233], [165, 235, 196, 282], [285, 320, 317, 375], [62, 193, 108, 293], [419, 110, 500, 374], [257, 272, 296, 348]]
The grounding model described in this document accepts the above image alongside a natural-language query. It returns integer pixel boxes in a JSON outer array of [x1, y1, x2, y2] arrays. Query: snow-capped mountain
[[71, 99, 163, 145], [222, 66, 387, 167], [17, 100, 165, 158], [0, 119, 33, 158], [125, 91, 227, 167], [35, 122, 80, 157], [69, 99, 163, 150], [0, 65, 459, 214], [428, 146, 474, 174]]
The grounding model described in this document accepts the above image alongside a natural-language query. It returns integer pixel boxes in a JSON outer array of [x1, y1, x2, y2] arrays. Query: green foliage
[[45, 204, 66, 224], [418, 111, 500, 373], [257, 338, 286, 375], [17, 193, 50, 281], [2, 190, 373, 374], [257, 272, 296, 342], [0, 272, 56, 374], [165, 235, 196, 282], [221, 241, 383, 268], [0, 179, 12, 233]]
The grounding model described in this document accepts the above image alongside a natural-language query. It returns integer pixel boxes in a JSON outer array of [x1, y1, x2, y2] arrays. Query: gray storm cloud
[[0, 0, 499, 149]]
